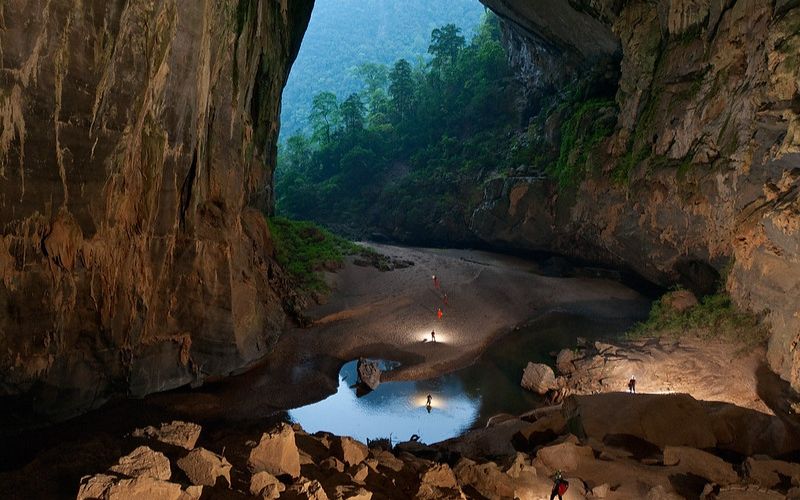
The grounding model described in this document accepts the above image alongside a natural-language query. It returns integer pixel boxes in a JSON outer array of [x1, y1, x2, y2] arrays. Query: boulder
[[503, 452, 537, 479], [646, 485, 684, 499], [556, 349, 581, 375], [132, 421, 202, 450], [248, 423, 301, 478], [333, 485, 373, 500], [563, 393, 717, 449], [283, 478, 329, 500], [320, 457, 345, 473], [176, 448, 232, 487], [417, 464, 461, 499], [661, 290, 699, 313], [331, 436, 369, 466], [250, 471, 285, 499], [591, 483, 611, 498], [356, 359, 381, 390], [184, 485, 203, 499], [744, 457, 800, 489], [521, 363, 557, 394], [350, 463, 369, 483], [663, 446, 738, 485], [535, 441, 594, 471], [109, 446, 171, 481], [714, 485, 786, 499], [77, 474, 184, 500], [372, 450, 404, 472], [454, 458, 515, 499]]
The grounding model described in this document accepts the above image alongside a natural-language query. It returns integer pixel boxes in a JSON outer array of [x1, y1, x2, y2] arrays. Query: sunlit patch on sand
[[417, 328, 456, 344]]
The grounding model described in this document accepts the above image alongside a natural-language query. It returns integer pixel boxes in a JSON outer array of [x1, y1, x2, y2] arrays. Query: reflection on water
[[290, 313, 635, 445]]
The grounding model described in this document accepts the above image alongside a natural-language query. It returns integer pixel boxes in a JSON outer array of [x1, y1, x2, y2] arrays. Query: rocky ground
[[66, 386, 800, 500]]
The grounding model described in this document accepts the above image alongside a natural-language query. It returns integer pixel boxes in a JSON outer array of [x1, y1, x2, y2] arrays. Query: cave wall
[[0, 0, 314, 419], [477, 0, 800, 389]]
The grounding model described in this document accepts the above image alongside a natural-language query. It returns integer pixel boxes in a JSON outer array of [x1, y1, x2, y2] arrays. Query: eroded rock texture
[[0, 0, 313, 418], [478, 1, 800, 388]]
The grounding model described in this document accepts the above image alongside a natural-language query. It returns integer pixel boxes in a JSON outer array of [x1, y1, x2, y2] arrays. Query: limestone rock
[[661, 290, 699, 313], [556, 349, 581, 375], [563, 393, 717, 449], [248, 423, 302, 478], [183, 485, 203, 499], [132, 421, 202, 450], [714, 485, 786, 499], [521, 363, 557, 394], [535, 441, 594, 471], [320, 457, 346, 473], [176, 448, 232, 487], [372, 450, 405, 472], [591, 483, 611, 498], [356, 359, 381, 390], [646, 485, 684, 499], [331, 436, 369, 467], [77, 474, 184, 500], [350, 463, 369, 483], [454, 458, 515, 499], [744, 457, 800, 489], [283, 478, 329, 500], [109, 446, 171, 481], [333, 485, 373, 500], [663, 446, 738, 485], [250, 471, 285, 499], [417, 463, 461, 499]]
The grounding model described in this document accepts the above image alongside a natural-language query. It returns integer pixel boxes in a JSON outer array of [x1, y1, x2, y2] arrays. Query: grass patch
[[268, 216, 362, 292], [627, 292, 769, 348]]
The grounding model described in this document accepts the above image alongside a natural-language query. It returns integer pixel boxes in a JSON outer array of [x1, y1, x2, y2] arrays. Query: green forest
[[280, 0, 486, 139], [275, 15, 524, 242]]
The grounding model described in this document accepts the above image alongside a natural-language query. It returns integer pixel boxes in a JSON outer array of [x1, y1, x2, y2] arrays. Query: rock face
[[475, 1, 800, 390], [0, 0, 314, 418]]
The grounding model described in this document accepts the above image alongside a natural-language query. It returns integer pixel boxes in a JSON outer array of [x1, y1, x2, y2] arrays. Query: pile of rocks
[[76, 391, 800, 499]]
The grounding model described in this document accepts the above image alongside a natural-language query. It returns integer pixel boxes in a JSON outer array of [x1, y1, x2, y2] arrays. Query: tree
[[428, 24, 465, 70], [389, 59, 414, 122], [340, 93, 366, 134], [309, 91, 340, 144], [355, 63, 389, 96]]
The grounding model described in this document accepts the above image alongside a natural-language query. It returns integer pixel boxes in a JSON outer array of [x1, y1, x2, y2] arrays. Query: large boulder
[[248, 423, 302, 478], [357, 359, 381, 390], [283, 478, 329, 500], [535, 441, 594, 472], [333, 485, 373, 500], [521, 363, 557, 394], [132, 421, 202, 450], [109, 446, 171, 481], [416, 464, 461, 499], [744, 457, 800, 489], [176, 448, 232, 487], [331, 436, 369, 467], [663, 446, 738, 485], [250, 471, 285, 499], [454, 458, 516, 499], [76, 474, 184, 500], [562, 393, 717, 449], [660, 290, 699, 313]]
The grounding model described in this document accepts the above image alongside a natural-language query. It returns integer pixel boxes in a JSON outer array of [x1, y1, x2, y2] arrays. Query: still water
[[289, 312, 635, 444]]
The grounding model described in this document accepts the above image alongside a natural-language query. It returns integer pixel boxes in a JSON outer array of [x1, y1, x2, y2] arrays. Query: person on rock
[[550, 470, 569, 500], [628, 375, 636, 394], [437, 308, 443, 320], [431, 330, 436, 342]]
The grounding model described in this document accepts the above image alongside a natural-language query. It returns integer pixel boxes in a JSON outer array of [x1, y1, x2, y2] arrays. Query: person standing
[[431, 330, 436, 342], [443, 293, 448, 306], [628, 376, 636, 394], [550, 470, 569, 500], [437, 308, 443, 320], [432, 275, 440, 289]]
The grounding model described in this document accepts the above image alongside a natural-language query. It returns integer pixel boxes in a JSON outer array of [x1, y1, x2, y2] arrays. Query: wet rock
[[250, 471, 285, 499], [132, 421, 202, 450], [663, 446, 738, 485], [176, 448, 232, 487], [248, 423, 301, 478], [109, 446, 171, 481], [521, 362, 557, 394], [563, 393, 717, 449], [331, 436, 369, 467], [356, 358, 381, 390], [744, 457, 800, 489], [283, 478, 329, 500], [661, 290, 699, 313]]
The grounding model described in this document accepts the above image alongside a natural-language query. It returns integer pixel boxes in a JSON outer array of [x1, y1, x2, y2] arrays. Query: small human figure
[[431, 330, 436, 342], [550, 470, 569, 500], [426, 394, 432, 412], [628, 376, 636, 394], [426, 403, 432, 414], [437, 308, 443, 320], [432, 275, 440, 289], [443, 293, 448, 305]]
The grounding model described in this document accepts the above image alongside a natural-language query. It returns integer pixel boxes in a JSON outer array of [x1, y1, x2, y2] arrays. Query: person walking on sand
[[437, 308, 443, 320], [550, 470, 569, 500], [443, 293, 448, 306], [628, 376, 636, 394], [432, 275, 440, 289], [431, 330, 436, 342]]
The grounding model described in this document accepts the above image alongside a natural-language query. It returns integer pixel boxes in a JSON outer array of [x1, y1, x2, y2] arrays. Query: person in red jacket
[[432, 275, 440, 289], [437, 308, 443, 320], [550, 470, 569, 500]]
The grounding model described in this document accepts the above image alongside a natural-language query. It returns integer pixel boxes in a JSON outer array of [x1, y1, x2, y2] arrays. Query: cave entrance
[[273, 0, 521, 245]]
